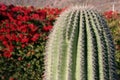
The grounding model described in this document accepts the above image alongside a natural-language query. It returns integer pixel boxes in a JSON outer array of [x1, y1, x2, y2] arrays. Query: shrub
[[0, 3, 62, 80]]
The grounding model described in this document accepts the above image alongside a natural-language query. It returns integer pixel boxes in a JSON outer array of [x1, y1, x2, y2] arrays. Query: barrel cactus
[[43, 6, 116, 80]]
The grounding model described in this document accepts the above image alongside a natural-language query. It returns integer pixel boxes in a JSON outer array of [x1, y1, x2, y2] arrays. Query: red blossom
[[0, 28, 6, 33], [28, 24, 38, 32], [17, 21, 22, 25], [21, 28, 28, 33], [5, 34, 12, 40], [0, 35, 5, 40], [31, 14, 40, 20], [11, 34, 19, 42], [3, 50, 12, 58], [104, 10, 119, 19], [34, 9, 47, 20], [17, 15, 29, 21], [11, 6, 20, 12], [21, 36, 29, 43], [18, 25, 28, 32], [2, 40, 8, 47], [42, 25, 53, 32], [31, 33, 40, 42], [9, 45, 14, 52], [22, 16, 29, 21], [19, 34, 24, 38], [0, 4, 63, 55], [0, 4, 7, 11], [17, 15, 23, 20], [22, 44, 25, 48]]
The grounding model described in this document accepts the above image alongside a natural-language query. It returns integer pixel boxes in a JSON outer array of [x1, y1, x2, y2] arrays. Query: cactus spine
[[44, 6, 116, 80]]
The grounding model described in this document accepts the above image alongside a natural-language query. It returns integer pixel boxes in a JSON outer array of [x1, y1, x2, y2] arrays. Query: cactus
[[43, 6, 116, 80]]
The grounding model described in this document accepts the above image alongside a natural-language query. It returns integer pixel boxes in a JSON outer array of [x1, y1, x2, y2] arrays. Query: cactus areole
[[44, 6, 116, 80]]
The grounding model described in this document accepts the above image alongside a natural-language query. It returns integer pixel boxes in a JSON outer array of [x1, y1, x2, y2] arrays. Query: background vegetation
[[104, 11, 120, 77]]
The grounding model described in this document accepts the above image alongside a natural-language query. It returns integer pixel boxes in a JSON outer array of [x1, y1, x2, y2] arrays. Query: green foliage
[[115, 51, 120, 76], [0, 35, 46, 80], [44, 6, 117, 80]]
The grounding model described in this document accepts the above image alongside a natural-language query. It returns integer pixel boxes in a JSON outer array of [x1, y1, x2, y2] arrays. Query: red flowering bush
[[104, 10, 119, 19], [0, 3, 62, 80]]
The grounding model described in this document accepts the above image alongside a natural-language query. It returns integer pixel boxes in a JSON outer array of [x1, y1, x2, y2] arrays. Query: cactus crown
[[43, 6, 116, 80]]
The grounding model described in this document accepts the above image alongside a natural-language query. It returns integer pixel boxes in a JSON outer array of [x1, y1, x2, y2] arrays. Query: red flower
[[17, 21, 22, 26], [5, 34, 11, 40], [3, 50, 12, 58], [104, 11, 118, 19], [19, 34, 24, 39], [0, 35, 5, 41], [21, 36, 29, 43], [22, 44, 25, 48], [30, 14, 40, 20], [21, 28, 28, 33], [31, 33, 40, 42], [0, 4, 62, 55], [28, 24, 38, 32], [2, 40, 8, 47], [22, 16, 29, 21], [11, 33, 19, 42], [35, 9, 46, 20], [42, 25, 53, 32], [0, 4, 7, 11], [8, 44, 14, 52], [18, 25, 27, 32], [17, 15, 23, 20], [0, 28, 6, 33]]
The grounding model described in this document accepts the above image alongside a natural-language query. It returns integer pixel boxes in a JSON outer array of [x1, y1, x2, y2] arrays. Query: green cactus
[[43, 6, 116, 80]]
